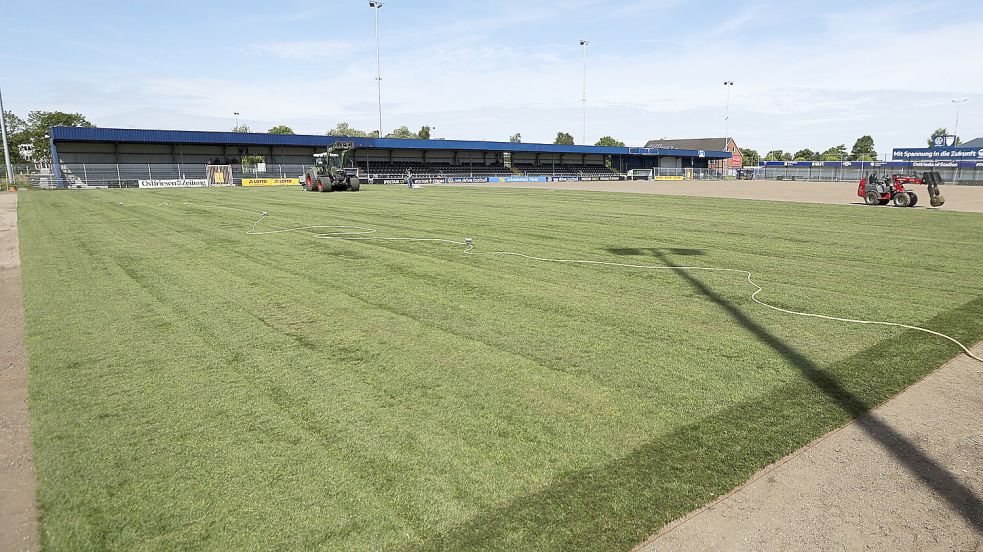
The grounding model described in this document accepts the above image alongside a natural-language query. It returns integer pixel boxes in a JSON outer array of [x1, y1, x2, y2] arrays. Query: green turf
[[18, 185, 983, 551]]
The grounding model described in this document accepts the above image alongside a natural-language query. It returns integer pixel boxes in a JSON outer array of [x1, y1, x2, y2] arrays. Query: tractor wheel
[[317, 179, 326, 192], [864, 191, 880, 205], [931, 195, 945, 207], [305, 175, 317, 192], [893, 192, 911, 208], [349, 177, 360, 192], [907, 192, 918, 207]]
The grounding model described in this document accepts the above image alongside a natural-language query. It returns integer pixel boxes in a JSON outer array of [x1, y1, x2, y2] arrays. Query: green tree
[[793, 148, 818, 161], [3, 112, 29, 163], [267, 125, 294, 135], [741, 148, 760, 166], [232, 124, 251, 133], [326, 122, 374, 137], [763, 150, 792, 162], [850, 135, 877, 161], [927, 127, 960, 147], [25, 111, 94, 162], [417, 126, 432, 140], [385, 126, 418, 139], [554, 132, 574, 145], [4, 112, 26, 136], [509, 133, 522, 143], [820, 145, 848, 161], [595, 136, 626, 147]]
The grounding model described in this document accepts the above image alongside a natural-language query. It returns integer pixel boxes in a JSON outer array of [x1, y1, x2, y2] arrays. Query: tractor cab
[[313, 152, 343, 171]]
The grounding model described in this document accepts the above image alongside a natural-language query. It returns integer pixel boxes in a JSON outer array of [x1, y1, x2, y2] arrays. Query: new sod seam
[[18, 186, 983, 551]]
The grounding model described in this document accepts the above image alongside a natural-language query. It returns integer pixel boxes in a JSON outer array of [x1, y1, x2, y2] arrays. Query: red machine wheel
[[907, 192, 918, 207], [893, 192, 911, 208], [864, 191, 880, 205]]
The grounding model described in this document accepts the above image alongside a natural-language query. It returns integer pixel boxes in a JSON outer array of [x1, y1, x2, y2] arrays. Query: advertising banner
[[137, 179, 208, 188], [242, 178, 298, 187], [654, 176, 685, 181], [488, 176, 549, 183], [892, 147, 983, 161], [447, 177, 489, 183]]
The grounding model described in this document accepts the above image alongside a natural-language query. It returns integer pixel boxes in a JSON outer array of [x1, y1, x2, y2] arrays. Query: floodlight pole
[[370, 2, 385, 138], [580, 40, 589, 145], [0, 87, 13, 186], [723, 81, 734, 149], [952, 98, 967, 141], [723, 81, 734, 174]]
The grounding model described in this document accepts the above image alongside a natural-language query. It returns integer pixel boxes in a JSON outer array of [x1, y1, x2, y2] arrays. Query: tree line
[[510, 131, 624, 147], [3, 110, 94, 163], [742, 128, 964, 165], [740, 136, 877, 166]]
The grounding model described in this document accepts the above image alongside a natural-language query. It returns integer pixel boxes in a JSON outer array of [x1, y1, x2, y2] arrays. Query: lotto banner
[[242, 178, 299, 187]]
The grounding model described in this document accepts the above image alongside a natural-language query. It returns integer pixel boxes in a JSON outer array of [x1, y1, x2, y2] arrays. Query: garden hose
[[181, 201, 983, 364]]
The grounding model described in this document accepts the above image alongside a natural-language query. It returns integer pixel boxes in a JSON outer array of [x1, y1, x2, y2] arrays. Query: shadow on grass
[[646, 250, 983, 533], [407, 251, 983, 552], [604, 247, 706, 257]]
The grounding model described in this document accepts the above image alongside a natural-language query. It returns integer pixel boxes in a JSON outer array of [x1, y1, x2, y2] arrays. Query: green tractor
[[303, 141, 361, 192]]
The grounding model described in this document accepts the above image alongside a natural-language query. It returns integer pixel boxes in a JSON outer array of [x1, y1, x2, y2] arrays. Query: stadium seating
[[357, 161, 620, 179], [357, 161, 511, 178], [513, 163, 619, 177]]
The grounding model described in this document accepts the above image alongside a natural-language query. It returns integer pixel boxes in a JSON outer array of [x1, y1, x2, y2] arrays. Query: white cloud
[[250, 41, 359, 60]]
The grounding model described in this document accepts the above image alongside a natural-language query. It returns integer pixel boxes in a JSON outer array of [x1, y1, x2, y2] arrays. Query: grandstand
[[46, 127, 732, 187]]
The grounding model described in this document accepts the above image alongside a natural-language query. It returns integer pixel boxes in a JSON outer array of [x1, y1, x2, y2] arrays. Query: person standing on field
[[406, 170, 415, 189]]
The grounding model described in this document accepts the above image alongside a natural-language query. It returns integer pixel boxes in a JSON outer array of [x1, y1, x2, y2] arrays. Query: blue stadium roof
[[50, 126, 730, 159]]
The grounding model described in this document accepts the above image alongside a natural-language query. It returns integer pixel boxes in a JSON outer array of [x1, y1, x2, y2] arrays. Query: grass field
[[18, 185, 983, 551]]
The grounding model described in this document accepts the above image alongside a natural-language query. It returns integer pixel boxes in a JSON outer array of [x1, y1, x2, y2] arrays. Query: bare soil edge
[[0, 192, 38, 552], [633, 342, 983, 552], [434, 180, 983, 214]]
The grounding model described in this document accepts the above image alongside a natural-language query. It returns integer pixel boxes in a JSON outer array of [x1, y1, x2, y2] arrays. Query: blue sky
[[2, 0, 981, 153]]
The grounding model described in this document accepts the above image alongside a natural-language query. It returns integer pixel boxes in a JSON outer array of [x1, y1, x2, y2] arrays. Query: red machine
[[858, 171, 945, 208]]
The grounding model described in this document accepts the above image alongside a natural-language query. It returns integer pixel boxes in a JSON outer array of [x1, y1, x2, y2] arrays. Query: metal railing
[[6, 163, 739, 188], [756, 164, 983, 184]]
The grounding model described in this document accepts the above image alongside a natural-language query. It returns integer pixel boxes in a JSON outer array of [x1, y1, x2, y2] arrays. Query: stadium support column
[[0, 87, 13, 185], [580, 40, 589, 145], [369, 2, 385, 138]]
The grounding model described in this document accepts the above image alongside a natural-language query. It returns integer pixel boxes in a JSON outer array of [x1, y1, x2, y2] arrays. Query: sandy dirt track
[[635, 344, 983, 552], [439, 179, 983, 214], [0, 193, 37, 552]]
